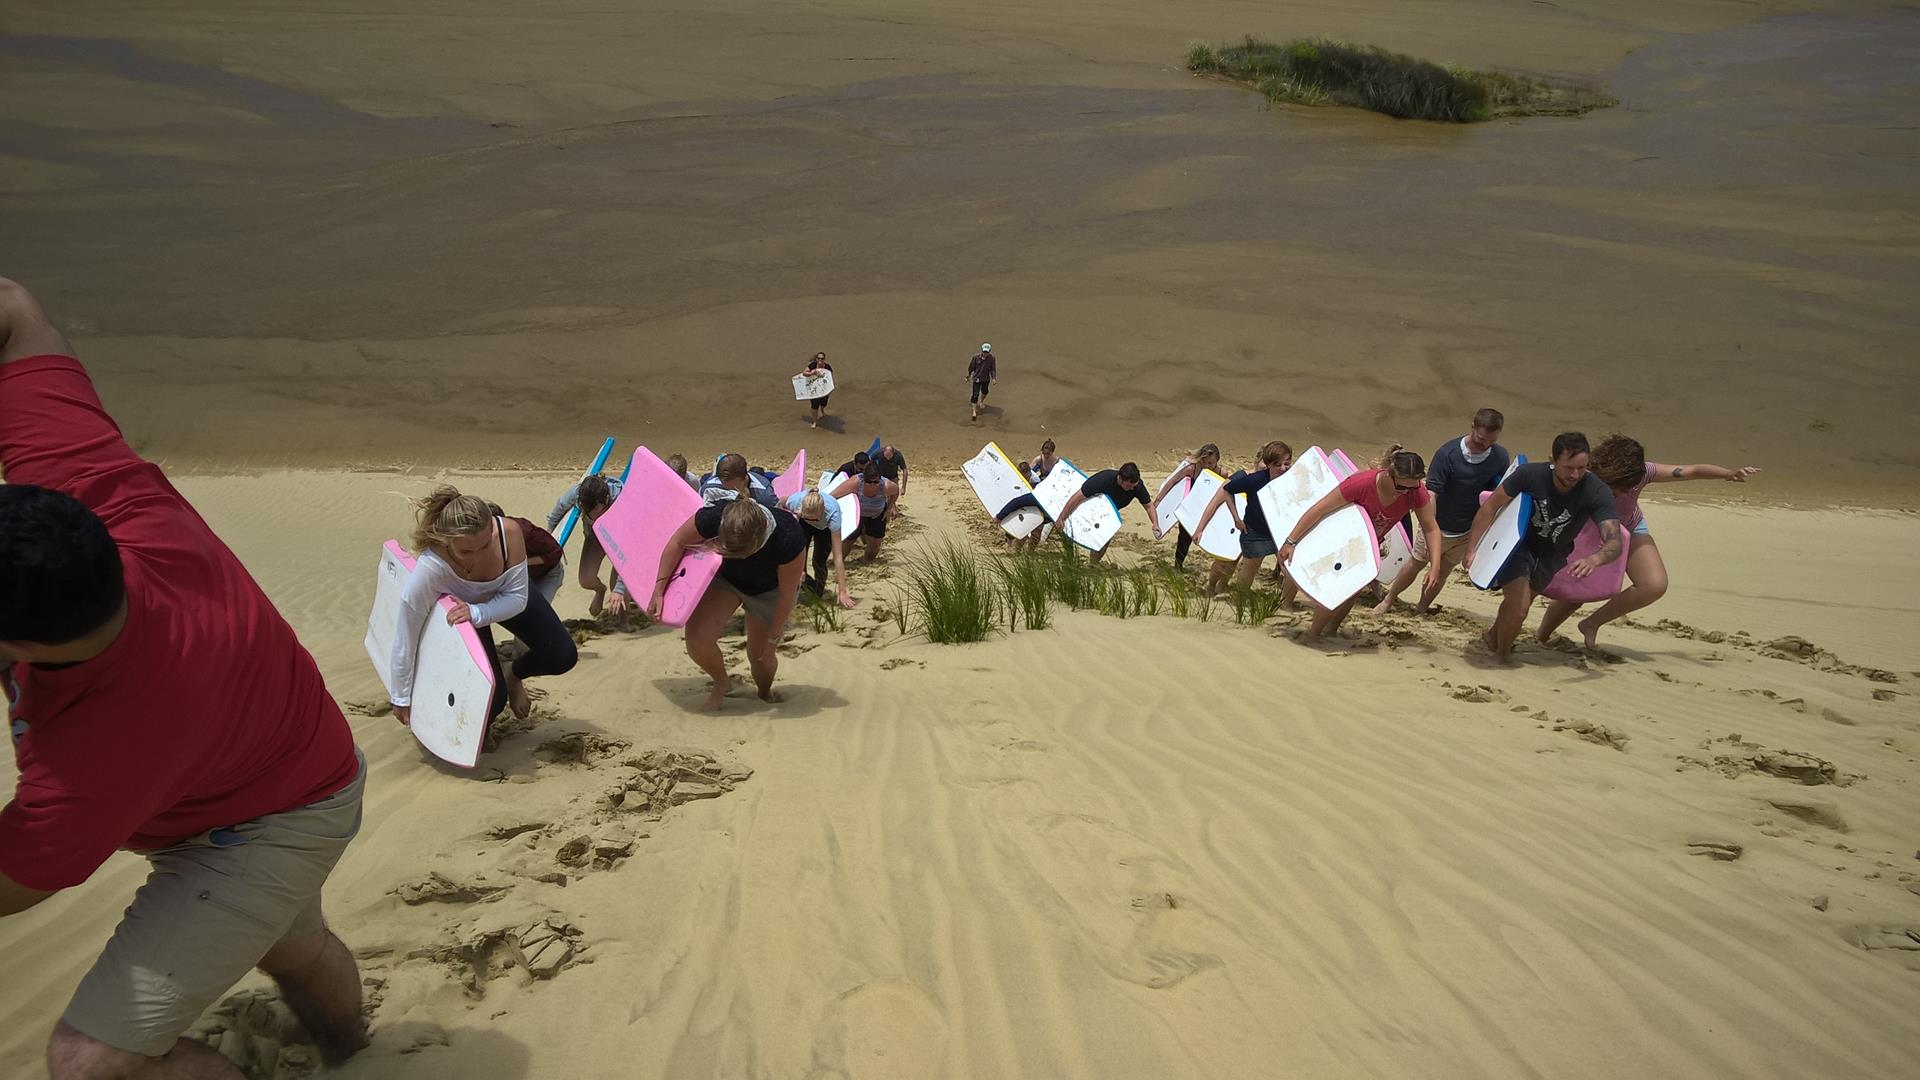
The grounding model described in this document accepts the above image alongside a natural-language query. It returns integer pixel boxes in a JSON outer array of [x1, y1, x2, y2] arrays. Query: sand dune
[[4, 470, 1915, 1078]]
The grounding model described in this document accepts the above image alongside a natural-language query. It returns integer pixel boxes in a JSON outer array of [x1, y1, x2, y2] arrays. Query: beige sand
[[2, 470, 1917, 1078], [4, 0, 1920, 1074]]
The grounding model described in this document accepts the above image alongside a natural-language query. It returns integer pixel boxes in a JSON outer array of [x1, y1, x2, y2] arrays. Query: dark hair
[[1472, 408, 1504, 431], [0, 486, 126, 645], [862, 462, 883, 483], [852, 451, 870, 467], [1590, 434, 1646, 490], [577, 474, 613, 512], [1551, 432, 1591, 461], [1040, 439, 1056, 453], [1257, 441, 1291, 468], [1382, 444, 1427, 480], [1117, 462, 1142, 484]]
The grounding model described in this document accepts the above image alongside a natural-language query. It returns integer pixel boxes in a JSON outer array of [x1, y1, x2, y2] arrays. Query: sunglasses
[[1393, 480, 1423, 492]]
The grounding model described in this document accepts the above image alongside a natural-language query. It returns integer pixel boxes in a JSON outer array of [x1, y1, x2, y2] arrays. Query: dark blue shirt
[[1428, 438, 1512, 534], [1224, 468, 1278, 540]]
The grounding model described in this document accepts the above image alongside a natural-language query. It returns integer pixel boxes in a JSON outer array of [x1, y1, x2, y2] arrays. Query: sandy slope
[[2, 469, 1914, 1079]]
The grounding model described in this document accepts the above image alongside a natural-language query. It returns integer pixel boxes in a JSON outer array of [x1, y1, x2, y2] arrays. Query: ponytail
[[411, 485, 493, 555]]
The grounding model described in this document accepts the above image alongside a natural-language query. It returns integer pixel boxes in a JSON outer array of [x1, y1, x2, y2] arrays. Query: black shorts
[[859, 515, 888, 539], [1491, 545, 1556, 593], [811, 394, 831, 409], [970, 380, 991, 403]]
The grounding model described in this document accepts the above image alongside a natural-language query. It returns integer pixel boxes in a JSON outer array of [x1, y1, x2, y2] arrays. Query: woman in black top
[[650, 498, 809, 710], [798, 352, 833, 429]]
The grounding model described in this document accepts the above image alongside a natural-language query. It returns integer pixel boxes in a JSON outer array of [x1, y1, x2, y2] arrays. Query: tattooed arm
[[1650, 462, 1761, 483], [1567, 519, 1625, 578]]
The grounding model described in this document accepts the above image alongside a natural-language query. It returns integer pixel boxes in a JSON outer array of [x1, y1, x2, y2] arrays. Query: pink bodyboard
[[1330, 450, 1358, 479], [1542, 520, 1632, 603], [772, 449, 807, 501], [387, 541, 495, 678], [593, 447, 723, 626]]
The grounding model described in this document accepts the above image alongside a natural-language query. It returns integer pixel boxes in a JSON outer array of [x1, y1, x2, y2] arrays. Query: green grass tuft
[[1185, 35, 1611, 122], [899, 541, 998, 644], [991, 551, 1055, 631]]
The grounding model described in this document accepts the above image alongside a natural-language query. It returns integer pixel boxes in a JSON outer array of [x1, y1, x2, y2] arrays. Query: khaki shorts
[[63, 749, 366, 1056], [1411, 530, 1471, 571]]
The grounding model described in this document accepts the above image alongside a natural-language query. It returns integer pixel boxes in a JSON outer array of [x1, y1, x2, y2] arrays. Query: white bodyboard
[[818, 471, 862, 542], [364, 541, 496, 768], [1376, 523, 1413, 586], [962, 442, 1047, 539], [1286, 505, 1381, 609], [1154, 473, 1191, 538], [793, 369, 835, 400], [1031, 458, 1122, 552], [1468, 455, 1530, 589], [1254, 446, 1341, 551], [1174, 470, 1243, 560]]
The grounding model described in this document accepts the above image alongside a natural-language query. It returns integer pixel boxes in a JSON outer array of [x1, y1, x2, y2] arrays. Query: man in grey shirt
[[1374, 408, 1510, 614]]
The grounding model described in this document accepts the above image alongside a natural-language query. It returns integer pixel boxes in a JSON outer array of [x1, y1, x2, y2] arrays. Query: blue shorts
[[1240, 534, 1278, 559], [1632, 517, 1650, 537]]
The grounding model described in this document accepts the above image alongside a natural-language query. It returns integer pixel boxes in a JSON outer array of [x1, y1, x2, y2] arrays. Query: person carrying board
[[1054, 462, 1155, 565], [0, 278, 372, 1078], [1373, 408, 1511, 616], [1465, 432, 1623, 661], [1282, 447, 1445, 640], [546, 473, 625, 615], [650, 498, 809, 711], [1195, 441, 1292, 596], [967, 343, 997, 422], [784, 489, 857, 609], [830, 462, 901, 562], [1154, 442, 1223, 572], [1533, 434, 1759, 650], [798, 352, 833, 430], [1029, 438, 1061, 485]]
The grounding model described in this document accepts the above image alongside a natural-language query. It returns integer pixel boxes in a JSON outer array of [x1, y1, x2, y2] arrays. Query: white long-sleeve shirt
[[389, 546, 528, 707]]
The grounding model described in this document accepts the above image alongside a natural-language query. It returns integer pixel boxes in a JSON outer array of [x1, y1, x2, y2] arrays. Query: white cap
[[981, 343, 992, 352]]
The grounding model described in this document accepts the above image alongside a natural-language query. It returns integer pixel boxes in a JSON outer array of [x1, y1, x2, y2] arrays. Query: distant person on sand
[[1283, 447, 1445, 639], [830, 462, 901, 562], [1534, 434, 1759, 649], [873, 443, 909, 499], [1029, 438, 1061, 484], [798, 351, 833, 429], [397, 487, 578, 729], [1465, 432, 1623, 661], [1195, 441, 1293, 596], [1374, 408, 1511, 615], [650, 498, 808, 711], [967, 343, 997, 421], [546, 472, 624, 615], [784, 488, 857, 609], [1054, 462, 1155, 565], [1155, 442, 1223, 573], [0, 278, 371, 1076]]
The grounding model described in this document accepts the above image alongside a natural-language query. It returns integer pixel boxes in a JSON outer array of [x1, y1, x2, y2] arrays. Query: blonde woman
[[1153, 442, 1221, 572], [392, 487, 578, 736], [650, 497, 809, 711], [1281, 447, 1443, 639], [784, 488, 857, 609]]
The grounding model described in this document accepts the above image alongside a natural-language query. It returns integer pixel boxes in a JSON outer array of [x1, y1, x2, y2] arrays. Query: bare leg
[[0, 278, 78, 365], [744, 614, 782, 702], [1411, 556, 1453, 613], [1205, 558, 1235, 596], [256, 927, 368, 1067], [577, 535, 609, 616], [48, 1021, 243, 1079], [1578, 537, 1668, 648], [1233, 556, 1262, 591], [1535, 598, 1582, 643], [1486, 579, 1534, 661], [1373, 557, 1425, 615], [1088, 546, 1107, 566], [862, 536, 882, 562], [683, 587, 741, 710], [1279, 578, 1299, 610], [1311, 596, 1360, 637]]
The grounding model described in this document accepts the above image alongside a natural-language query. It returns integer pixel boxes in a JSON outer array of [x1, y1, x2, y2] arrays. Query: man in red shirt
[[0, 278, 369, 1079]]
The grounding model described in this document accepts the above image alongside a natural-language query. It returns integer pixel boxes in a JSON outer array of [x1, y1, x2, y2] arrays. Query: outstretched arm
[[0, 871, 55, 917], [1057, 491, 1087, 523], [1648, 462, 1760, 484]]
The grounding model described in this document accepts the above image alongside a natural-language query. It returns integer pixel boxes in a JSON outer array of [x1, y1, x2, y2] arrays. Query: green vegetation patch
[[1186, 36, 1612, 122]]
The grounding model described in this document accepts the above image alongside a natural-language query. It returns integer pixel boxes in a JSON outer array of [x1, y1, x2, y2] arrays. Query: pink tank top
[[1612, 463, 1656, 530]]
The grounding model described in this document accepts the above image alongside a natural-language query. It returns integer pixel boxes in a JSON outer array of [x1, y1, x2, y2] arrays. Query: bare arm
[[829, 476, 859, 499], [830, 528, 853, 606], [1567, 519, 1625, 578], [648, 517, 706, 617], [1058, 490, 1088, 523], [1413, 501, 1445, 590], [1463, 486, 1515, 569], [768, 553, 805, 638], [0, 278, 76, 366], [1152, 463, 1192, 505], [0, 869, 55, 917], [1648, 462, 1760, 484]]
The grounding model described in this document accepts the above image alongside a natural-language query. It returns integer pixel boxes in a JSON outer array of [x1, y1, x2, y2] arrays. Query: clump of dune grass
[[1163, 570, 1194, 618], [899, 541, 998, 644], [992, 551, 1054, 631], [799, 591, 843, 634], [1186, 35, 1610, 122]]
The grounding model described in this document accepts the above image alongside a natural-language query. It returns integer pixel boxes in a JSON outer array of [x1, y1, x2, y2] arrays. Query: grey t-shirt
[[1501, 462, 1619, 571], [1427, 437, 1511, 534]]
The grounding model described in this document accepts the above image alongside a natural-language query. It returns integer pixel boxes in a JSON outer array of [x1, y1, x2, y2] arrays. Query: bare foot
[[588, 589, 606, 617], [1577, 616, 1602, 650], [1370, 598, 1394, 616], [703, 683, 729, 712], [507, 672, 532, 718], [1480, 627, 1514, 661], [758, 687, 785, 703]]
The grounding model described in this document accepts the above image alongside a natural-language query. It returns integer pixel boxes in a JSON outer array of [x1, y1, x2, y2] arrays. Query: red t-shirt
[[0, 356, 358, 891], [1337, 468, 1433, 534]]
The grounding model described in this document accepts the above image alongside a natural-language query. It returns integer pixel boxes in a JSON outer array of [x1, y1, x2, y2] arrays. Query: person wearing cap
[[797, 351, 833, 430], [967, 343, 997, 422]]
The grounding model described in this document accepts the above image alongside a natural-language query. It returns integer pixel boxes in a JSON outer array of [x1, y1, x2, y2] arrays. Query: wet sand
[[2, 1, 1917, 502]]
